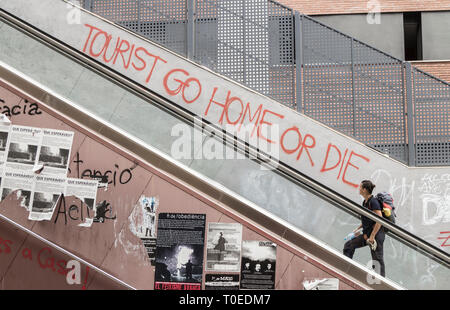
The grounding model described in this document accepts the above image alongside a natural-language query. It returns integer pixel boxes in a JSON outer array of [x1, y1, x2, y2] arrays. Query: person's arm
[[354, 224, 362, 232], [368, 209, 383, 244]]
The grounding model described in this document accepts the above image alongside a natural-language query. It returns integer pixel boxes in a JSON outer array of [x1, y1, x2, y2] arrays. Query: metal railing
[[80, 0, 449, 167]]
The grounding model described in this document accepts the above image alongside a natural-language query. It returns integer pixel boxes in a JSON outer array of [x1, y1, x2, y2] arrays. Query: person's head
[[267, 263, 272, 270], [360, 180, 376, 197], [255, 263, 261, 272], [245, 262, 250, 268]]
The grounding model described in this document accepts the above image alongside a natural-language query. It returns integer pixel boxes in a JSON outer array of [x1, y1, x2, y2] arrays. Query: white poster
[[37, 128, 74, 176], [28, 175, 66, 221], [206, 222, 242, 272], [5, 125, 43, 171]]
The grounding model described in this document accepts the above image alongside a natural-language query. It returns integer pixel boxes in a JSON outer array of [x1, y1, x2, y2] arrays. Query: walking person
[[343, 180, 386, 277]]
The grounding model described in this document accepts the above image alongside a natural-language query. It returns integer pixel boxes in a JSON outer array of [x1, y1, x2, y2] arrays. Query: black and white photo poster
[[130, 195, 159, 265], [240, 241, 277, 289], [154, 213, 206, 290], [5, 125, 42, 171], [206, 222, 242, 272], [205, 274, 240, 290]]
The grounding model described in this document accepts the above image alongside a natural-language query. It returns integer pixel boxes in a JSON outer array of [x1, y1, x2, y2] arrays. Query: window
[[403, 12, 423, 60]]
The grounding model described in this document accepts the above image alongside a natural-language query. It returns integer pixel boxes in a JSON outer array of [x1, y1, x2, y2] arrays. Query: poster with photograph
[[206, 222, 242, 272], [0, 170, 35, 210], [154, 213, 206, 290], [205, 274, 240, 290], [0, 120, 11, 166], [37, 129, 74, 175], [134, 196, 158, 265], [5, 125, 42, 171], [28, 175, 66, 221], [240, 240, 277, 290], [65, 178, 99, 227]]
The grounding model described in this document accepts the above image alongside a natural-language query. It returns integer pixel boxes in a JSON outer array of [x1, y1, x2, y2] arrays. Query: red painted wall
[[0, 80, 358, 290]]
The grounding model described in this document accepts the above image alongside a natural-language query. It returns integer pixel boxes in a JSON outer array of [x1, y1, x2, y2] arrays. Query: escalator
[[0, 0, 448, 290]]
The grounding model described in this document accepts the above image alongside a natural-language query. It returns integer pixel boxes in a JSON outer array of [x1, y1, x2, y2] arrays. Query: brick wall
[[412, 61, 450, 84], [277, 0, 450, 15]]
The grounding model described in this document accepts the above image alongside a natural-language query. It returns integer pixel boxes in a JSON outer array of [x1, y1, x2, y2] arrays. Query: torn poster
[[138, 196, 158, 265], [303, 278, 339, 290], [28, 175, 66, 221], [154, 213, 206, 290], [240, 240, 277, 290], [128, 196, 159, 264], [0, 170, 34, 210], [0, 120, 11, 166], [206, 222, 242, 272], [65, 178, 99, 227], [37, 129, 74, 176]]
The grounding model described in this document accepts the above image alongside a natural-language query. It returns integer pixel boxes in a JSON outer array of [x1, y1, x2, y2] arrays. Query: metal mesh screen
[[194, 0, 294, 107], [301, 16, 407, 163], [80, 0, 449, 166], [268, 1, 295, 108], [83, 0, 187, 56], [413, 69, 450, 166], [139, 0, 187, 56]]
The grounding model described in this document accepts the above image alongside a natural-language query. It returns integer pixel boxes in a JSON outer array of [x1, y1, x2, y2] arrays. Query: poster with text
[[0, 121, 11, 166], [240, 240, 277, 290], [135, 196, 159, 266], [154, 213, 206, 290], [5, 125, 42, 171], [37, 129, 74, 176], [206, 222, 242, 272], [28, 175, 65, 221], [205, 274, 240, 290]]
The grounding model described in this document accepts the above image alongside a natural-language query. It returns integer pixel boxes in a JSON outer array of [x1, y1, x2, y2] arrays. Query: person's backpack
[[375, 192, 396, 226]]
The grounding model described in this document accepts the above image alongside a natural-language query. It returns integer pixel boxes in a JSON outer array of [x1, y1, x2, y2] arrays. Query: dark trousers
[[343, 234, 385, 277]]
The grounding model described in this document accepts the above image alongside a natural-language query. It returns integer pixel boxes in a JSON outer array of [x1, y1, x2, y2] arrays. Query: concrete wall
[[312, 13, 405, 60], [422, 11, 450, 60], [0, 81, 358, 290]]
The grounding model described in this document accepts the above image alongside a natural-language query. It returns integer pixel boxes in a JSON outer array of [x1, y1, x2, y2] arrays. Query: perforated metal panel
[[140, 0, 187, 56], [81, 1, 450, 167], [194, 0, 218, 70], [301, 16, 407, 163], [194, 0, 294, 107], [84, 0, 187, 56], [268, 1, 295, 108], [413, 69, 450, 166], [352, 40, 406, 162]]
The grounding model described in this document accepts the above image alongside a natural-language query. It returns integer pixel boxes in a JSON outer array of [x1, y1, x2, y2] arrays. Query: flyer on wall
[[28, 175, 66, 221], [240, 240, 277, 289], [132, 196, 159, 265], [205, 274, 240, 290], [37, 128, 74, 176], [206, 222, 242, 272], [154, 213, 206, 290], [4, 125, 43, 172]]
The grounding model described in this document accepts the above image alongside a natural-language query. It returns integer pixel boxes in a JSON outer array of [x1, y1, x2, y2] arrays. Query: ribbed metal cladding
[[413, 68, 450, 166]]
